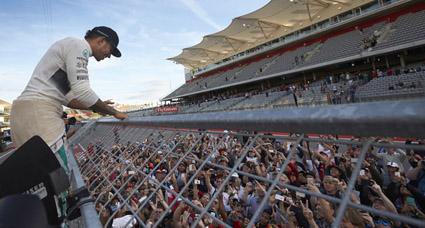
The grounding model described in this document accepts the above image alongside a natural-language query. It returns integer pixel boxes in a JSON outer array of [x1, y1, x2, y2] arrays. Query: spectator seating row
[[128, 70, 424, 118], [356, 71, 425, 101]]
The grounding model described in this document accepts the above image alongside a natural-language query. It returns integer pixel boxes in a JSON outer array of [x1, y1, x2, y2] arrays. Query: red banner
[[154, 106, 179, 113]]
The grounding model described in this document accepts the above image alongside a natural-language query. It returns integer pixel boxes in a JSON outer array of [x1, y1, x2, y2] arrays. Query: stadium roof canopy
[[0, 99, 11, 107], [168, 0, 374, 69]]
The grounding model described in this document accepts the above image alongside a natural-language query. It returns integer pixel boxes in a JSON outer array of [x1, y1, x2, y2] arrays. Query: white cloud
[[118, 80, 171, 104], [179, 0, 223, 30]]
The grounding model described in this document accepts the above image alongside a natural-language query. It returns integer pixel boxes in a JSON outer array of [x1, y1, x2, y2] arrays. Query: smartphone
[[194, 179, 201, 185], [296, 192, 306, 198], [128, 170, 136, 175], [275, 194, 285, 201], [406, 196, 416, 206], [360, 170, 365, 176], [138, 196, 147, 203], [189, 164, 195, 171]]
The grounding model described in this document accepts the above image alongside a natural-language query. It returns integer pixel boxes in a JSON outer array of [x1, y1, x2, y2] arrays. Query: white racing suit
[[11, 37, 100, 224]]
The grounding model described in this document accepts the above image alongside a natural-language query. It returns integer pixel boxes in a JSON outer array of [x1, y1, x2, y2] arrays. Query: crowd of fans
[[129, 62, 425, 118], [388, 81, 421, 91], [77, 129, 425, 228], [184, 73, 360, 110]]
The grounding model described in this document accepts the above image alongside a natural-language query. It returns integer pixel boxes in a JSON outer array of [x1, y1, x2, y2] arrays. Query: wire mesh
[[70, 123, 425, 228]]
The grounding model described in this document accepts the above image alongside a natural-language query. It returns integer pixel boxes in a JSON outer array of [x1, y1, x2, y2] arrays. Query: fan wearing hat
[[371, 144, 407, 186], [11, 26, 128, 177]]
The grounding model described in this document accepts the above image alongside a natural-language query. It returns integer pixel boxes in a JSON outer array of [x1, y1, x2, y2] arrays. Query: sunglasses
[[375, 219, 391, 226]]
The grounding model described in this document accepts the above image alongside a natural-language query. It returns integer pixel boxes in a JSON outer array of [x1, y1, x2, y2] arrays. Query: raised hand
[[181, 211, 190, 227], [104, 99, 115, 105], [301, 200, 314, 221]]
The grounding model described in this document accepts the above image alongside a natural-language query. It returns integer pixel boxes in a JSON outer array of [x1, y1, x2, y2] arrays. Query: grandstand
[[356, 71, 425, 101], [2, 1, 425, 228], [157, 0, 425, 117], [0, 99, 11, 152]]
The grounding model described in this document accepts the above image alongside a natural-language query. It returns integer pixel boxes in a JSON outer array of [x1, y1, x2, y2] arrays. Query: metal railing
[[68, 99, 425, 227], [67, 121, 102, 228]]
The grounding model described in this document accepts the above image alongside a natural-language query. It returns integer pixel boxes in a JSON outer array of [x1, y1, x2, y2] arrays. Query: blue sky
[[0, 0, 268, 104]]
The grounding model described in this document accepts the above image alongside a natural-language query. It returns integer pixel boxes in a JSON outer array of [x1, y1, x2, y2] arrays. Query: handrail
[[67, 121, 102, 228], [98, 99, 425, 138]]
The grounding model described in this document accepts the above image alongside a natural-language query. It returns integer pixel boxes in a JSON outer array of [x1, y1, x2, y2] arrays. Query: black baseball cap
[[91, 26, 121, 57]]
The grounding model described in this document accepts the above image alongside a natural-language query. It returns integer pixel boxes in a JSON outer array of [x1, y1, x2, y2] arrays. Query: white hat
[[322, 150, 332, 157], [386, 161, 399, 168]]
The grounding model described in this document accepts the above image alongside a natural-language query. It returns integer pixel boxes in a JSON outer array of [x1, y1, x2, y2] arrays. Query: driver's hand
[[114, 112, 128, 120]]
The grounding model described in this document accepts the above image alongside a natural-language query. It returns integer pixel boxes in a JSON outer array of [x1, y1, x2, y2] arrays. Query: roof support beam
[[207, 34, 250, 44], [203, 52, 216, 62], [185, 47, 224, 56], [306, 0, 313, 21], [323, 0, 349, 5], [257, 20, 269, 39], [206, 35, 249, 52], [224, 37, 238, 52], [237, 18, 290, 40], [310, 0, 329, 7]]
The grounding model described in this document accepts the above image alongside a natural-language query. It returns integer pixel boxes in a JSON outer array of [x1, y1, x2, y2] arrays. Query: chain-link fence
[[68, 100, 425, 228]]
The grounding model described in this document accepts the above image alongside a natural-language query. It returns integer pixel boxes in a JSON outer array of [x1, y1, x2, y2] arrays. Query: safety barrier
[[68, 99, 425, 227]]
